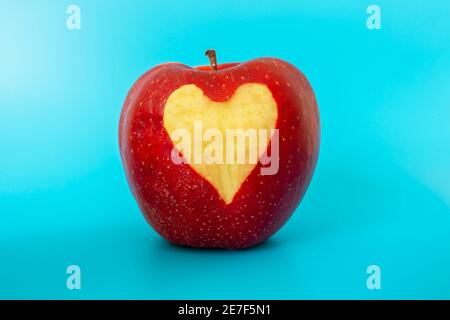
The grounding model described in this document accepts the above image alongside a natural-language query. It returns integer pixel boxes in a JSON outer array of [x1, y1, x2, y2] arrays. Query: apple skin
[[119, 58, 320, 249]]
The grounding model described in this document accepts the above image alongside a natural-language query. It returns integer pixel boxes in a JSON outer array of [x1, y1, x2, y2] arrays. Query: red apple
[[119, 50, 320, 249]]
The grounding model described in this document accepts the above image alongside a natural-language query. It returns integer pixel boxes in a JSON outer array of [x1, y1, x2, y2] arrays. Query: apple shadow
[[161, 235, 282, 253]]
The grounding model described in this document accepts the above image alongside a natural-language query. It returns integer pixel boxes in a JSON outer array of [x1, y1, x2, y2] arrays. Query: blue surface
[[0, 0, 449, 299]]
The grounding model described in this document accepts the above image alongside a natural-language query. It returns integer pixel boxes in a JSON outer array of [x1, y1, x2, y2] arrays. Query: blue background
[[1, 0, 449, 299]]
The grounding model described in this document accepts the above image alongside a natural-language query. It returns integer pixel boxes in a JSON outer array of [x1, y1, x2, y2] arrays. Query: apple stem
[[205, 49, 218, 71]]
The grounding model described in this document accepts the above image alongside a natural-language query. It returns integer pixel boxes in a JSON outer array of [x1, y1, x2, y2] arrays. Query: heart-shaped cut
[[163, 83, 278, 204]]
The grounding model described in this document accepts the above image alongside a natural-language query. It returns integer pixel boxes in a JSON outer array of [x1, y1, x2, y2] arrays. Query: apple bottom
[[132, 148, 314, 249]]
